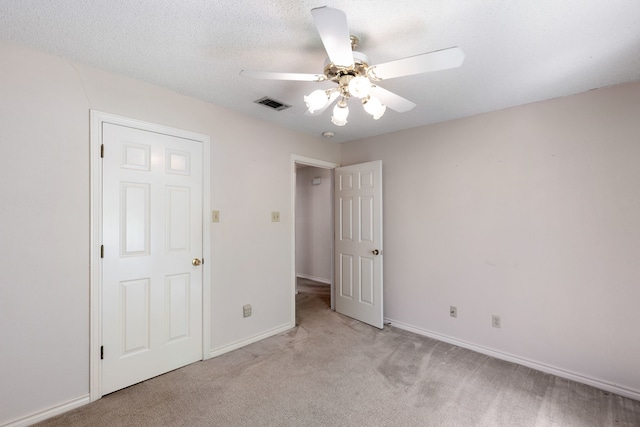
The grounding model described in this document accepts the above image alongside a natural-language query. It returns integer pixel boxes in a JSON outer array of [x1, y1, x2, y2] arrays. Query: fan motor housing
[[324, 51, 371, 82]]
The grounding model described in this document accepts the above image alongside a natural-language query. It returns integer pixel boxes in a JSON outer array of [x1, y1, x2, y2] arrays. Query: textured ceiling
[[1, 1, 639, 143]]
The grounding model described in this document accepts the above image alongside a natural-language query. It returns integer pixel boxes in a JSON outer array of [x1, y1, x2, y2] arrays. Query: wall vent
[[254, 97, 291, 111]]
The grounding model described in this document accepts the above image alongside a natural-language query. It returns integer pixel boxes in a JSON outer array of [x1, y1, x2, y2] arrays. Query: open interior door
[[334, 161, 383, 329]]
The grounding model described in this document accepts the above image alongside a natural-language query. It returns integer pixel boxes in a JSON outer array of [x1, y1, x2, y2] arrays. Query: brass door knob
[[192, 258, 202, 266], [372, 249, 380, 255]]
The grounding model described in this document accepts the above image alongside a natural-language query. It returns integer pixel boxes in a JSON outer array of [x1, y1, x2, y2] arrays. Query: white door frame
[[90, 111, 211, 401], [290, 154, 339, 323]]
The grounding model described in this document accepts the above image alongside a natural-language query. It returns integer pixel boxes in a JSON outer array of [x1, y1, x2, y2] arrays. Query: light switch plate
[[450, 306, 457, 318], [212, 210, 220, 223], [492, 315, 501, 328], [271, 211, 280, 222]]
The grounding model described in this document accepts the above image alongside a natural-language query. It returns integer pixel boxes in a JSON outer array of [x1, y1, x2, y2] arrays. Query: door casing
[[291, 154, 339, 321], [90, 111, 211, 401]]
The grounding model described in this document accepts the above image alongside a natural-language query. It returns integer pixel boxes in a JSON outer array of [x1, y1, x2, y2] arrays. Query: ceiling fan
[[240, 6, 465, 127]]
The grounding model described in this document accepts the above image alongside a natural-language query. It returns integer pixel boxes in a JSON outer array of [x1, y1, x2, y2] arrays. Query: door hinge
[[100, 144, 104, 158], [100, 346, 104, 360], [100, 245, 104, 258]]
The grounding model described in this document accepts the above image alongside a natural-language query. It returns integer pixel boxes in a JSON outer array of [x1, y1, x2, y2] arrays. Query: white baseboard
[[384, 317, 640, 402], [209, 323, 294, 358], [3, 324, 294, 426], [3, 394, 90, 427], [296, 273, 331, 285]]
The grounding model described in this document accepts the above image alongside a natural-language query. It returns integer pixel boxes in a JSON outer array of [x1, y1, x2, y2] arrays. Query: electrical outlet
[[212, 210, 220, 223], [450, 306, 457, 318], [271, 211, 280, 222], [492, 315, 501, 328], [243, 304, 252, 318]]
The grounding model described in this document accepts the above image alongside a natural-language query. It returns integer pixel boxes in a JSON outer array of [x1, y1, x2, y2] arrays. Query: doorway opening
[[291, 155, 339, 325]]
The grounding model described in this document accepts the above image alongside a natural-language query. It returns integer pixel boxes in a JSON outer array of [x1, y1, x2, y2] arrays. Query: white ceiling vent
[[254, 97, 291, 111]]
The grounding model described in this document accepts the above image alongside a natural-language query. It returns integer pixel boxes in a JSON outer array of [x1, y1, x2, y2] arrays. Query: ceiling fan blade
[[240, 70, 326, 82], [311, 6, 354, 68], [305, 91, 340, 116], [369, 85, 416, 113], [369, 47, 465, 80]]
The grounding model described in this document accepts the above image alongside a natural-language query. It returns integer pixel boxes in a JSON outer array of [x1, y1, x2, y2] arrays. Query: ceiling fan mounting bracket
[[366, 66, 382, 81], [350, 35, 360, 50]]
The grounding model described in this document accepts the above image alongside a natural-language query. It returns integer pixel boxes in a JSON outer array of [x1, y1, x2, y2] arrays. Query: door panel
[[166, 186, 190, 251], [102, 123, 203, 395], [340, 253, 354, 298], [166, 273, 190, 342], [121, 278, 150, 355], [334, 161, 383, 329], [121, 183, 150, 256]]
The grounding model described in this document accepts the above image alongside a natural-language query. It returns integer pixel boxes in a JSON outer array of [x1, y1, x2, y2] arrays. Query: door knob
[[192, 258, 202, 266], [372, 249, 380, 255]]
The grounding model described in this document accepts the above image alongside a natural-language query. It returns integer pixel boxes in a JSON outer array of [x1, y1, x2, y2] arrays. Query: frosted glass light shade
[[331, 102, 349, 126], [304, 89, 329, 113], [363, 96, 386, 120], [331, 117, 348, 126], [347, 75, 371, 98]]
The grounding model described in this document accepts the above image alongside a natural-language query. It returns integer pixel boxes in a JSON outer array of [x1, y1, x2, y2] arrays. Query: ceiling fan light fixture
[[331, 99, 349, 126], [242, 7, 464, 128], [363, 96, 386, 120], [348, 75, 372, 98], [304, 89, 330, 113]]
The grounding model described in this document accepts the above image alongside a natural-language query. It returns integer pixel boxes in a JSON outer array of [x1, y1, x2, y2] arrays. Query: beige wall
[[2, 36, 639, 424], [340, 81, 640, 396], [0, 40, 339, 425]]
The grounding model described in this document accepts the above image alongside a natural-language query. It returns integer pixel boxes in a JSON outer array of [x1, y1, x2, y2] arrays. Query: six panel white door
[[334, 161, 383, 329], [101, 123, 203, 395]]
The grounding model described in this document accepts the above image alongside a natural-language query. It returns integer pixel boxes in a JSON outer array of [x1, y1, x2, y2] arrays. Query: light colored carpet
[[296, 277, 331, 295], [37, 288, 640, 426]]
